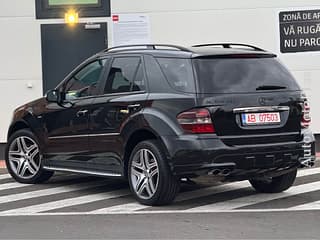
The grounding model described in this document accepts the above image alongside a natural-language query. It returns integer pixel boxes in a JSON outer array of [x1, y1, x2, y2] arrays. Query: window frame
[[101, 55, 148, 96], [59, 57, 109, 100], [35, 0, 110, 19]]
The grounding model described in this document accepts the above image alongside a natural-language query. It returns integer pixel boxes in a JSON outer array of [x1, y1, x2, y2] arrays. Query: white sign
[[112, 14, 151, 46]]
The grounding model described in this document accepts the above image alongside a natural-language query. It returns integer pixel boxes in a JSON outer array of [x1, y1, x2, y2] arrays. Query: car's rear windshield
[[193, 57, 301, 94]]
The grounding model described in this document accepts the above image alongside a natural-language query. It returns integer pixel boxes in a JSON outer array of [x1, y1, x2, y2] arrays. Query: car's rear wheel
[[128, 140, 180, 206], [249, 169, 297, 193], [5, 129, 54, 184]]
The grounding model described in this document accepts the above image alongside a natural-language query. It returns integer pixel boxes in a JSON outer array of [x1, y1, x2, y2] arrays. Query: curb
[[1, 153, 320, 169]]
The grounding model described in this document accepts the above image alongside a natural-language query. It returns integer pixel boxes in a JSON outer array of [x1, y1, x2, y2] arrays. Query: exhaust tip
[[221, 169, 231, 176], [208, 169, 221, 176]]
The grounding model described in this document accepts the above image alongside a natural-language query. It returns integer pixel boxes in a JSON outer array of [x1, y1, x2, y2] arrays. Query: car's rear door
[[87, 55, 148, 175]]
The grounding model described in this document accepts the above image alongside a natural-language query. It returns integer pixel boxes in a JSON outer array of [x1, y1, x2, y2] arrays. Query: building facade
[[0, 0, 320, 145]]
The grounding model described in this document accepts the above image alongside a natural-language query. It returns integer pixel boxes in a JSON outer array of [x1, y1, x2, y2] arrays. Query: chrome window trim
[[94, 90, 146, 98]]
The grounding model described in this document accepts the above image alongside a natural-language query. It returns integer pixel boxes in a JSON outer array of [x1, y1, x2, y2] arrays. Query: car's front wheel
[[249, 169, 297, 193], [128, 140, 180, 206], [5, 129, 54, 184]]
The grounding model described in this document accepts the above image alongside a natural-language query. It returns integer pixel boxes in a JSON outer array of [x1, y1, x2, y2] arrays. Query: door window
[[64, 59, 106, 99], [104, 57, 145, 94]]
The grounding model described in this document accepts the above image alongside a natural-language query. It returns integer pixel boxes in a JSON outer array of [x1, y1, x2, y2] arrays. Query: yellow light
[[65, 10, 79, 25]]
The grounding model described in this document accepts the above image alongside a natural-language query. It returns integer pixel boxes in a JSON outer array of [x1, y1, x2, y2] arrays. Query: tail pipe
[[208, 168, 232, 177]]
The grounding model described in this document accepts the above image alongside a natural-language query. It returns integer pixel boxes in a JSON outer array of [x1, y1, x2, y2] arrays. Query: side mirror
[[45, 90, 63, 103]]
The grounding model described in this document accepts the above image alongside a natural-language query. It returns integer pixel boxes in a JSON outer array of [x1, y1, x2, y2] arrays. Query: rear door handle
[[76, 109, 88, 117]]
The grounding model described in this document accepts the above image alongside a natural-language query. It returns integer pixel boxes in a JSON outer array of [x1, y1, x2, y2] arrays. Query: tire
[[128, 140, 180, 206], [249, 169, 297, 193], [5, 129, 54, 184]]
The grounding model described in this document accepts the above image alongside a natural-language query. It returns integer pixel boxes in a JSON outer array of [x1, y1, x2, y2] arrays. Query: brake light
[[177, 108, 215, 134], [301, 99, 311, 128]]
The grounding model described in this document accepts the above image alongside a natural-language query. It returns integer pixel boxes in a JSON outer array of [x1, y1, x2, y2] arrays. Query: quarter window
[[64, 59, 106, 99], [104, 57, 145, 94], [156, 58, 195, 93]]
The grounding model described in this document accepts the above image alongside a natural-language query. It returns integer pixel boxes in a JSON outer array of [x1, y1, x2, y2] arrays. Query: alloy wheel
[[8, 136, 41, 179], [130, 148, 159, 199]]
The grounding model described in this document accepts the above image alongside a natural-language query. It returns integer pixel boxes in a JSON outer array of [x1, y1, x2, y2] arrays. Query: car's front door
[[42, 58, 107, 170], [87, 55, 148, 175]]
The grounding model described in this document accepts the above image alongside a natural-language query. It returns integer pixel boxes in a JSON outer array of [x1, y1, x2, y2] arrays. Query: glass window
[[48, 0, 99, 6], [104, 57, 145, 94], [156, 58, 195, 93], [64, 59, 106, 99], [36, 0, 110, 19], [132, 62, 145, 92], [144, 55, 172, 93], [193, 58, 300, 94]]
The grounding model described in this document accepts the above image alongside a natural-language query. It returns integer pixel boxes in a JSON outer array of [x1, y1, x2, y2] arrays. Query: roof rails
[[103, 44, 191, 53], [192, 43, 265, 52]]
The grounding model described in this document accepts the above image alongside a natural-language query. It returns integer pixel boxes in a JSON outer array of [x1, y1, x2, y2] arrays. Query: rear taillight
[[301, 99, 311, 128], [177, 108, 215, 134]]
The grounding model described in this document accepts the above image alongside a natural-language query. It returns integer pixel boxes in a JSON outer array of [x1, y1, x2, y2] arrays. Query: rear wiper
[[256, 85, 287, 91]]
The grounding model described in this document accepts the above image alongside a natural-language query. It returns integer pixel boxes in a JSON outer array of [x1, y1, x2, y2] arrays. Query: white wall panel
[[0, 18, 42, 81], [0, 80, 42, 141], [0, 0, 320, 142], [0, 0, 35, 17], [112, 0, 320, 13], [0, 0, 42, 142]]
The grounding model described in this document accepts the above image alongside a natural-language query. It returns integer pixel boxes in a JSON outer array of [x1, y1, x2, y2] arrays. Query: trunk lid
[[193, 56, 304, 145]]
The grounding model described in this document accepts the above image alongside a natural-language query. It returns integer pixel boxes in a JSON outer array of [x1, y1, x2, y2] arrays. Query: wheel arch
[[7, 120, 31, 140], [7, 112, 43, 144], [121, 109, 182, 178], [123, 128, 170, 179]]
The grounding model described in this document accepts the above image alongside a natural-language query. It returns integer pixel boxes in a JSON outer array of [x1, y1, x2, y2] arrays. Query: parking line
[[187, 181, 320, 212], [289, 199, 320, 210], [0, 180, 110, 205], [0, 174, 10, 181], [90, 181, 251, 214], [90, 168, 320, 214], [0, 189, 131, 215], [0, 182, 30, 191], [297, 167, 320, 177]]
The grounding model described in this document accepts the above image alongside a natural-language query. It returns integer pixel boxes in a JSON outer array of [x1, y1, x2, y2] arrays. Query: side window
[[64, 59, 106, 99], [104, 57, 145, 94], [144, 55, 172, 93], [156, 58, 195, 93]]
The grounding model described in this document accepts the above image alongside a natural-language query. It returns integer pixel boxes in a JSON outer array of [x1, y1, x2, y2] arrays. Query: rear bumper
[[162, 128, 316, 178]]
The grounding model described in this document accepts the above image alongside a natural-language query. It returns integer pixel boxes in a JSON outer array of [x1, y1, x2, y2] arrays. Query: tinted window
[[144, 55, 172, 93], [104, 57, 145, 93], [64, 59, 106, 99], [156, 58, 195, 93], [193, 58, 300, 94]]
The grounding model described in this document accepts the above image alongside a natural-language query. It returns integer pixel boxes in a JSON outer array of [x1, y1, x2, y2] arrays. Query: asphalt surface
[[0, 162, 319, 239], [1, 211, 319, 239]]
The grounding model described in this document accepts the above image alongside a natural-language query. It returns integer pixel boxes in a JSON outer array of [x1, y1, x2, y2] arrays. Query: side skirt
[[43, 166, 123, 178]]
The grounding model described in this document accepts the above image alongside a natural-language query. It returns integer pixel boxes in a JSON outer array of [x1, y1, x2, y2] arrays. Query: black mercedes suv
[[5, 43, 316, 205]]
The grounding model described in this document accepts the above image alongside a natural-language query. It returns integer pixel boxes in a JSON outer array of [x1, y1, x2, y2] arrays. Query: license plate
[[242, 112, 281, 126]]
